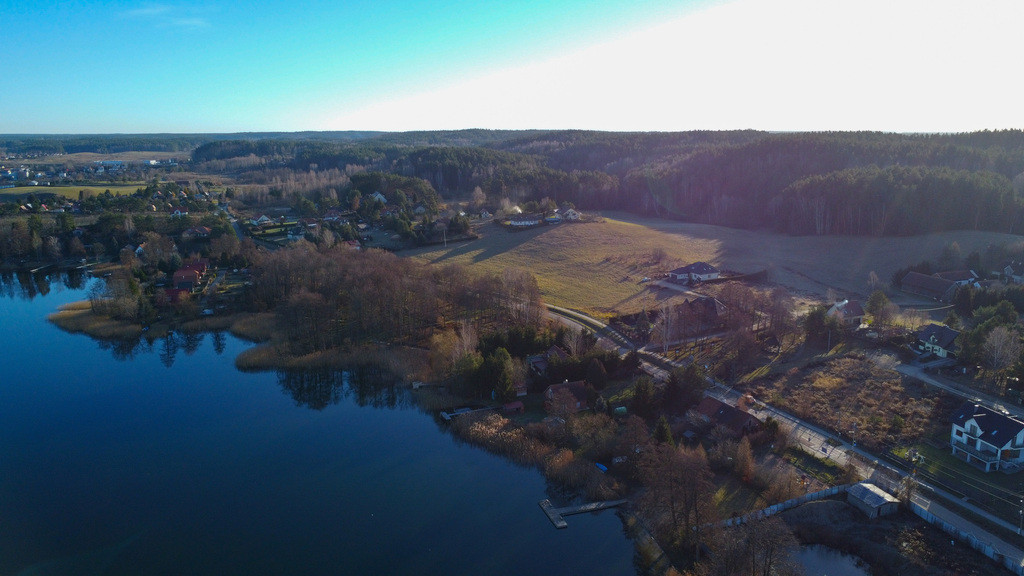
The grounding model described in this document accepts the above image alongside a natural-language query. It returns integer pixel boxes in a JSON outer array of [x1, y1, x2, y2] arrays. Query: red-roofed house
[[173, 269, 201, 291], [181, 226, 211, 240], [181, 258, 209, 276]]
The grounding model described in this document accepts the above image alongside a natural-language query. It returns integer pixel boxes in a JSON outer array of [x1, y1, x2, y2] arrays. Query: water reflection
[[212, 331, 226, 355], [0, 269, 88, 300], [97, 337, 152, 361], [277, 366, 410, 411], [793, 544, 869, 575], [159, 333, 179, 367], [181, 332, 204, 356]]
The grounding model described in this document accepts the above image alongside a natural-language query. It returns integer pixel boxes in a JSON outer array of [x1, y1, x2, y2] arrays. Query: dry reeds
[[450, 412, 624, 500], [47, 302, 144, 340], [229, 313, 277, 342]]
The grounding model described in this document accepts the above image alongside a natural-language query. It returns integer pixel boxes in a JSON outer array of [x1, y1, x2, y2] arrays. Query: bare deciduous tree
[[984, 325, 1023, 373]]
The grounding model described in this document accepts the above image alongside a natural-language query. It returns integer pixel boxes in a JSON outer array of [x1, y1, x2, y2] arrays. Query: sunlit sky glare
[[3, 0, 1022, 134]]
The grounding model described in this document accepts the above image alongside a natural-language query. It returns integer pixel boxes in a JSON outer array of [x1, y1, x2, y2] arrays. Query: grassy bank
[[449, 412, 624, 501], [47, 301, 144, 340]]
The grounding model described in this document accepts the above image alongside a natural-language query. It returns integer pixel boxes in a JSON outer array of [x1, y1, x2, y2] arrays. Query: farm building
[[900, 271, 957, 302], [847, 482, 899, 518], [668, 262, 719, 284]]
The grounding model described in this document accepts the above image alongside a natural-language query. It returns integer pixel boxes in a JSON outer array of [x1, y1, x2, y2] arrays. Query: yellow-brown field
[[408, 212, 1020, 316]]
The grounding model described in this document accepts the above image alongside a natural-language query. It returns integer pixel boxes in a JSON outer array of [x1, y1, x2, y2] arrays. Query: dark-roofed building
[[933, 270, 979, 286], [950, 402, 1024, 472], [916, 324, 960, 359], [677, 297, 728, 336], [544, 380, 591, 415], [900, 271, 957, 302], [528, 345, 570, 376], [827, 299, 866, 326], [694, 397, 762, 436], [668, 262, 720, 284]]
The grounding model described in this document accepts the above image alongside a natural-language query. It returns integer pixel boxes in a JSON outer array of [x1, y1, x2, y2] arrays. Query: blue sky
[[3, 0, 1023, 134]]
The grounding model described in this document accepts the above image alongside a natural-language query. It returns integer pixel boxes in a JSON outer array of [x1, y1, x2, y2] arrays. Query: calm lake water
[[793, 544, 870, 576], [0, 272, 638, 575]]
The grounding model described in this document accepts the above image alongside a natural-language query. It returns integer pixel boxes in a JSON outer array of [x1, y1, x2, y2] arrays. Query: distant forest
[[6, 129, 1024, 236]]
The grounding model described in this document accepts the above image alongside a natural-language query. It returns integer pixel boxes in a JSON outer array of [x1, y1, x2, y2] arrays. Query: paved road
[[897, 363, 1024, 420], [558, 306, 1024, 568]]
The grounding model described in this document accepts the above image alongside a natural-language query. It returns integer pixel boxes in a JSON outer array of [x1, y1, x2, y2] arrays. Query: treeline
[[248, 244, 544, 353], [622, 131, 1024, 231], [15, 128, 1024, 236], [1, 131, 388, 156], [192, 140, 300, 162], [770, 165, 1018, 235], [499, 129, 765, 176], [1, 135, 213, 155]]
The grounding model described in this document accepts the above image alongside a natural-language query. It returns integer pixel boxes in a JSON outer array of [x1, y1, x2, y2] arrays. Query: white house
[[562, 208, 582, 221], [668, 262, 720, 283], [950, 402, 1024, 472], [1003, 263, 1024, 285], [369, 191, 387, 204], [916, 324, 960, 359], [509, 214, 542, 227]]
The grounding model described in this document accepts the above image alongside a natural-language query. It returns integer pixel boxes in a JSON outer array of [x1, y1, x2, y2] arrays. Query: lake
[[0, 272, 639, 575]]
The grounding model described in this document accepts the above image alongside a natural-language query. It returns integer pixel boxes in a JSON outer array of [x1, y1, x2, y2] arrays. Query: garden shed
[[847, 482, 899, 519]]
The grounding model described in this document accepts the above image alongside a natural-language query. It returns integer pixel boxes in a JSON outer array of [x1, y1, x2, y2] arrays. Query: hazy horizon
[[5, 0, 1023, 134]]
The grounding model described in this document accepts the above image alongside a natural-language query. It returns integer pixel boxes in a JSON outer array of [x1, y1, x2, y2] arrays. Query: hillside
[[408, 213, 1020, 315], [7, 129, 1024, 238]]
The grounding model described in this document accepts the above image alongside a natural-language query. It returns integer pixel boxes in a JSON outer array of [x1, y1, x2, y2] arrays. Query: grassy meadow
[[408, 218, 706, 318], [10, 151, 183, 166], [0, 183, 143, 200], [408, 212, 1020, 317]]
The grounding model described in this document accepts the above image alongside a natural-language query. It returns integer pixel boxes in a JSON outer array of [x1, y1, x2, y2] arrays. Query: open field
[[407, 212, 1020, 316], [0, 183, 144, 199], [6, 151, 185, 165], [407, 218, 703, 317]]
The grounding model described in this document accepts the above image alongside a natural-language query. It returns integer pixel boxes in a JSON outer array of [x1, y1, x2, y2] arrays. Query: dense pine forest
[[6, 129, 1024, 236]]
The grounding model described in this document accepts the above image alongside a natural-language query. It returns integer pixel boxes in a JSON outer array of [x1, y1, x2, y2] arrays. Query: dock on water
[[439, 406, 496, 421], [539, 499, 628, 529]]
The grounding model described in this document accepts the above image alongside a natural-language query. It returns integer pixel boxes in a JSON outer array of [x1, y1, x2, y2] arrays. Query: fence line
[[707, 481, 1024, 575], [909, 502, 1024, 575], [712, 485, 850, 529]]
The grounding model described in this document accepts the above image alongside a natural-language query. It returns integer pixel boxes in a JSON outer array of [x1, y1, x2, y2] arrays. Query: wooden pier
[[539, 499, 628, 529], [439, 406, 495, 421]]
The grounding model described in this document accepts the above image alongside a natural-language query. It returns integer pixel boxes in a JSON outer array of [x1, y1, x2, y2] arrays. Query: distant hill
[[6, 128, 1024, 236]]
